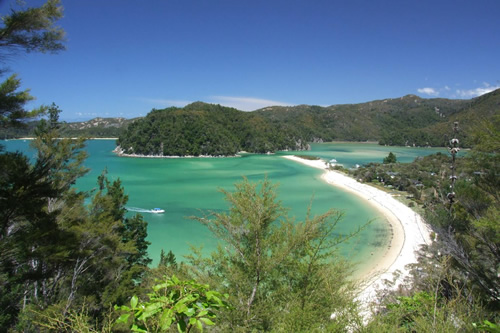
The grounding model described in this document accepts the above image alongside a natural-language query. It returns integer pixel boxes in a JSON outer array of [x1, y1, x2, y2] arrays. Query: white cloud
[[136, 96, 292, 111], [139, 98, 192, 108], [455, 83, 500, 98], [209, 96, 292, 111], [415, 82, 499, 99], [74, 112, 97, 117], [417, 87, 439, 96]]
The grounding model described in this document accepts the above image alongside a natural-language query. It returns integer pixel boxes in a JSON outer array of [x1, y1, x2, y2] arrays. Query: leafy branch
[[115, 275, 230, 332]]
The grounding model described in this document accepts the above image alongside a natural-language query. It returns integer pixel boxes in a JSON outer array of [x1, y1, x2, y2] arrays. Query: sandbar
[[282, 155, 432, 315]]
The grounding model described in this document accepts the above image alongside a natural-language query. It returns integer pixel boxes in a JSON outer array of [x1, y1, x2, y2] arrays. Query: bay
[[2, 140, 445, 271]]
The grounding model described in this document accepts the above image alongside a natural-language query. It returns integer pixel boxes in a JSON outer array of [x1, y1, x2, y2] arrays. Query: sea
[[1, 139, 445, 272]]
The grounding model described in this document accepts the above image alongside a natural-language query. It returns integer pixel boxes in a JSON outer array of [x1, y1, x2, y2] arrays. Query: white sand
[[282, 156, 432, 318]]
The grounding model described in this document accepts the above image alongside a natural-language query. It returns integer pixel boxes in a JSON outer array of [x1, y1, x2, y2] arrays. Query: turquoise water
[[2, 140, 444, 270], [287, 142, 445, 167]]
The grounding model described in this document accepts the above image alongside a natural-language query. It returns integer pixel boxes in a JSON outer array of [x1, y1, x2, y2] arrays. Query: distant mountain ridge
[[1, 117, 137, 139], [254, 93, 473, 146], [62, 117, 137, 137], [2, 90, 498, 155]]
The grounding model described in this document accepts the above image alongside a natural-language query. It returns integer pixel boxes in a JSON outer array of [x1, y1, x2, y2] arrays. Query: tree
[[0, 2, 154, 330], [419, 119, 500, 310], [383, 152, 397, 164], [0, 0, 65, 126], [0, 0, 65, 57], [191, 177, 363, 331], [366, 249, 490, 332], [0, 105, 153, 330], [0, 73, 42, 127], [159, 249, 177, 269], [0, 149, 60, 327], [64, 169, 151, 314], [367, 118, 500, 329], [0, 105, 88, 328]]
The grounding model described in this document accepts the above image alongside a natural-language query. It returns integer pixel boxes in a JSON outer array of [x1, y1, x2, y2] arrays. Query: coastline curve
[[282, 155, 432, 320]]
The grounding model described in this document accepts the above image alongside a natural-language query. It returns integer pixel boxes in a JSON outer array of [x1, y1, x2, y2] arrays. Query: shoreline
[[11, 137, 118, 140], [112, 145, 242, 159], [282, 155, 432, 313]]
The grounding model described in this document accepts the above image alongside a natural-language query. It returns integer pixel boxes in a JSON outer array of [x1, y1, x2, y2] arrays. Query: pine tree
[[191, 177, 363, 331], [0, 0, 65, 126], [383, 152, 397, 164]]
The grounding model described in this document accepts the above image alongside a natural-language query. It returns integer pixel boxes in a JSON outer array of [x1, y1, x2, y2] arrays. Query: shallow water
[[2, 140, 444, 269]]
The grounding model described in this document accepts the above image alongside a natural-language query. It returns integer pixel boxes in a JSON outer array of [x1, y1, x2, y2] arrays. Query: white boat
[[329, 158, 338, 163], [150, 208, 165, 214]]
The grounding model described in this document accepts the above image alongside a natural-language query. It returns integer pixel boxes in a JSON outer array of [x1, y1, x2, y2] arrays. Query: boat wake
[[126, 207, 157, 213]]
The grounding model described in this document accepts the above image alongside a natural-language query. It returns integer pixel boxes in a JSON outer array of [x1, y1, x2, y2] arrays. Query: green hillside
[[116, 103, 309, 156], [3, 90, 498, 155], [255, 94, 472, 146], [117, 90, 499, 156]]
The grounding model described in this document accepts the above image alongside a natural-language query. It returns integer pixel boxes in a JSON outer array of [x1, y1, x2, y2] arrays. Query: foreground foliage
[[115, 275, 229, 332], [187, 177, 364, 331], [0, 107, 151, 331]]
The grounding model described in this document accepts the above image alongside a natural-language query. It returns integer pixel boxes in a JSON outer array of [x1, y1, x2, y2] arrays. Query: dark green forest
[[116, 102, 310, 156], [0, 1, 498, 332]]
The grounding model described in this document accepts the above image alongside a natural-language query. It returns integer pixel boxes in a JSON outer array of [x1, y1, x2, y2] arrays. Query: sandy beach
[[282, 155, 432, 316]]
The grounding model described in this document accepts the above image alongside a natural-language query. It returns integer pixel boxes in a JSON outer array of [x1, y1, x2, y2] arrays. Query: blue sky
[[2, 0, 499, 120]]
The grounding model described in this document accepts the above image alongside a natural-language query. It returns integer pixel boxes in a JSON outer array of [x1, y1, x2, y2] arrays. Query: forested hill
[[116, 102, 310, 156], [117, 90, 499, 156], [255, 88, 499, 147]]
